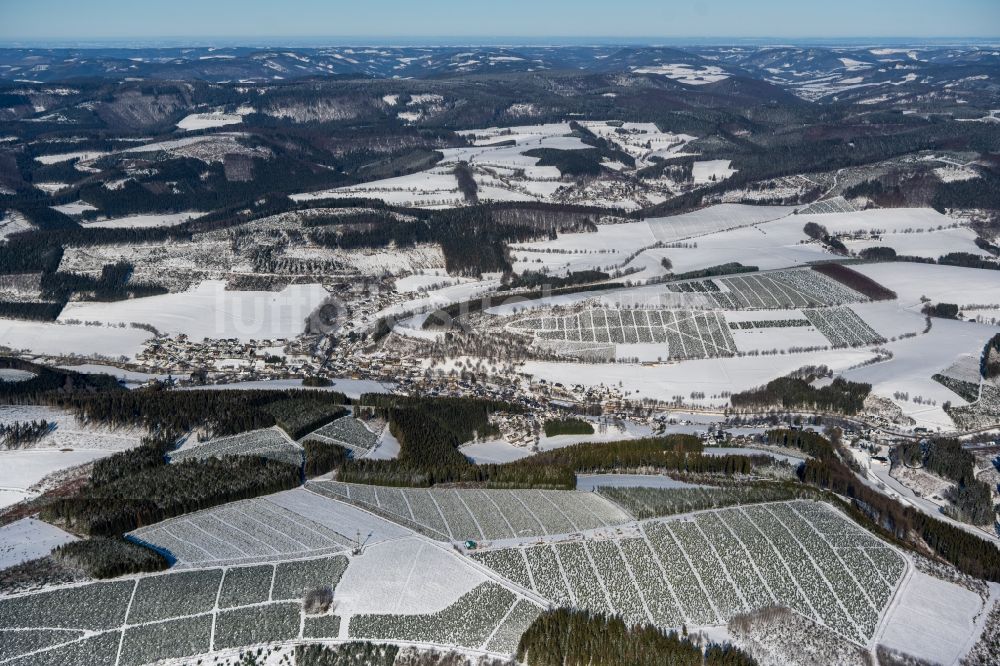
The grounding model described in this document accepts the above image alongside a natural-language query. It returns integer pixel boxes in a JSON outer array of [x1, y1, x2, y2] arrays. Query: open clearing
[[58, 280, 328, 342], [0, 518, 77, 570]]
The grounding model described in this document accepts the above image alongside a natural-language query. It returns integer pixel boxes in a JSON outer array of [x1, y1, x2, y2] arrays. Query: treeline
[[764, 428, 836, 460], [722, 121, 1000, 200], [335, 394, 573, 487], [0, 234, 64, 274], [669, 262, 758, 281], [893, 438, 995, 526], [803, 222, 847, 254], [543, 418, 594, 437], [358, 393, 514, 467], [337, 404, 760, 489], [338, 458, 575, 489], [731, 377, 871, 415], [797, 438, 1000, 581], [982, 333, 1000, 379], [48, 387, 348, 438], [812, 263, 896, 300], [302, 440, 351, 478], [41, 260, 168, 302], [506, 269, 610, 291], [922, 302, 959, 319], [938, 251, 1000, 271], [856, 248, 1000, 273], [300, 204, 556, 276], [43, 451, 301, 536], [308, 218, 434, 251], [265, 399, 348, 440], [0, 358, 121, 403], [516, 608, 757, 666], [599, 483, 812, 520], [17, 206, 79, 231], [0, 224, 189, 289], [454, 161, 478, 203], [52, 537, 169, 579], [571, 121, 636, 167], [0, 420, 50, 448], [523, 148, 604, 177], [933, 170, 1000, 212], [844, 179, 896, 200], [72, 152, 347, 220], [296, 643, 399, 666], [0, 301, 64, 322], [527, 436, 763, 476], [858, 246, 898, 262], [433, 206, 535, 276]]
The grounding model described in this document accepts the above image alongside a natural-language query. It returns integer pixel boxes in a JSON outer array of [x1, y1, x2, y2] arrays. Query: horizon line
[[2, 35, 999, 48]]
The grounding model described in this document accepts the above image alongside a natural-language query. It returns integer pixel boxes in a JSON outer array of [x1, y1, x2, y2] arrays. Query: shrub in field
[[859, 246, 897, 261], [304, 586, 335, 615], [923, 302, 960, 319]]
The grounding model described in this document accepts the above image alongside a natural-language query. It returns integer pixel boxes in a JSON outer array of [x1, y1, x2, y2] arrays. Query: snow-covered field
[[843, 226, 988, 260], [58, 280, 328, 342], [335, 537, 486, 615], [80, 211, 204, 229], [293, 121, 680, 210], [176, 111, 245, 131], [461, 421, 658, 465], [522, 348, 872, 404], [0, 319, 154, 360], [844, 318, 999, 429], [368, 428, 402, 460], [692, 159, 736, 184], [0, 448, 112, 508], [0, 368, 35, 381], [0, 404, 144, 450], [877, 570, 988, 665], [33, 150, 108, 164], [508, 204, 800, 278], [802, 207, 955, 235], [55, 363, 168, 385], [293, 123, 588, 207], [0, 518, 77, 570], [51, 200, 97, 215], [853, 262, 1000, 309], [631, 63, 730, 85]]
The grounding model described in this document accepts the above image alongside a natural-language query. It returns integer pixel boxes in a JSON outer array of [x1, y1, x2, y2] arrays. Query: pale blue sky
[[1, 0, 998, 43]]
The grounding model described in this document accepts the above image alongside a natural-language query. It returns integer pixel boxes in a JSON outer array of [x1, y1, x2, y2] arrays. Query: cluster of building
[[133, 334, 319, 384]]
